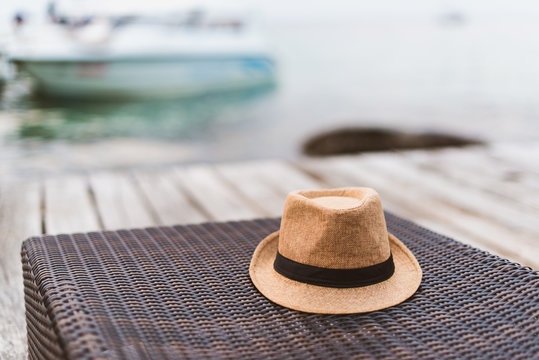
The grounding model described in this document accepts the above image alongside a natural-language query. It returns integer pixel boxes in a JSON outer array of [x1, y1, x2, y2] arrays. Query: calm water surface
[[2, 2, 539, 176]]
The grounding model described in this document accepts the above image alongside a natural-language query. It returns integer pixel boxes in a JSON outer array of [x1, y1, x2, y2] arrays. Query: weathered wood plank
[[297, 157, 429, 220], [299, 156, 538, 268], [173, 165, 265, 221], [44, 175, 101, 234], [133, 169, 208, 225], [0, 180, 41, 360], [361, 153, 539, 240], [404, 148, 539, 210], [356, 155, 538, 267], [296, 157, 440, 222], [490, 142, 539, 176], [252, 160, 322, 193], [89, 172, 156, 230], [215, 160, 325, 217], [215, 162, 286, 216]]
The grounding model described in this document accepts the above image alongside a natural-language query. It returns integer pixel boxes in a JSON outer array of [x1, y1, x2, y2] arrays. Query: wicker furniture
[[22, 214, 539, 359]]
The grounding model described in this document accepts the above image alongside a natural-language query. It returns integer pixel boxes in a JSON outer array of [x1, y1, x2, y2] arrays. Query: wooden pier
[[1, 142, 538, 358]]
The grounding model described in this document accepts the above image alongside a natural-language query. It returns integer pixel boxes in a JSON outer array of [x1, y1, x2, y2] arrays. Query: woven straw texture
[[278, 189, 392, 269], [22, 214, 539, 360]]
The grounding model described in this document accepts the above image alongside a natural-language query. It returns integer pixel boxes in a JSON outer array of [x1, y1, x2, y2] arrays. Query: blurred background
[[1, 0, 538, 177]]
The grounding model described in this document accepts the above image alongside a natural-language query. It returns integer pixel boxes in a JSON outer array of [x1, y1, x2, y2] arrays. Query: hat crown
[[278, 188, 391, 269]]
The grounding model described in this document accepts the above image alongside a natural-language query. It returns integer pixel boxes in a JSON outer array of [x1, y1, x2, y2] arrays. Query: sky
[[4, 0, 539, 29]]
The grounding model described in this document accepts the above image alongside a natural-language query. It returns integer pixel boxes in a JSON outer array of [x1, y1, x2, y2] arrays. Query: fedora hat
[[249, 187, 422, 314]]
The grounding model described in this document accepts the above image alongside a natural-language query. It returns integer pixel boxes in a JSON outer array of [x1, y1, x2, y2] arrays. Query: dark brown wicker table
[[22, 214, 539, 360]]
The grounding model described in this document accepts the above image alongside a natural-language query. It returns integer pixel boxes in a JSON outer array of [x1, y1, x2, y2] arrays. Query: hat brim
[[249, 231, 422, 314]]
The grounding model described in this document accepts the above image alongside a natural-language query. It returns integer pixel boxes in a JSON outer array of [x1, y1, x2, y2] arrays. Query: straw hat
[[249, 187, 422, 314]]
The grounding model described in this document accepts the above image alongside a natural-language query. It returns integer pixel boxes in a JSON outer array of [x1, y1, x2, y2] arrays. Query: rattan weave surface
[[22, 214, 539, 360]]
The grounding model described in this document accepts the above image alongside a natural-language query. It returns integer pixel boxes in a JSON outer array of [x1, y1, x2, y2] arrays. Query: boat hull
[[14, 56, 276, 99]]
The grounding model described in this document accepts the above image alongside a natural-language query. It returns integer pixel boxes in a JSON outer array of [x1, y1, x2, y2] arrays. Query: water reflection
[[10, 82, 276, 142]]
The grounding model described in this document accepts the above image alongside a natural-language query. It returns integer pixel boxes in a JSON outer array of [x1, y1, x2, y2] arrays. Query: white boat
[[9, 5, 276, 99], [0, 37, 12, 86], [0, 55, 8, 86]]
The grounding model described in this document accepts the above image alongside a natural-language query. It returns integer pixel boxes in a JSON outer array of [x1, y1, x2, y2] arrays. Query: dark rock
[[303, 127, 482, 156]]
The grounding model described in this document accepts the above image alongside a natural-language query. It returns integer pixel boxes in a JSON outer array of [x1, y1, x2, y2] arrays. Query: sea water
[[1, 0, 539, 176]]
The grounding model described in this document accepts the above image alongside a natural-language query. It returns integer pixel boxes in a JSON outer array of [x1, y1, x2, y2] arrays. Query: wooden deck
[[1, 143, 538, 358]]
